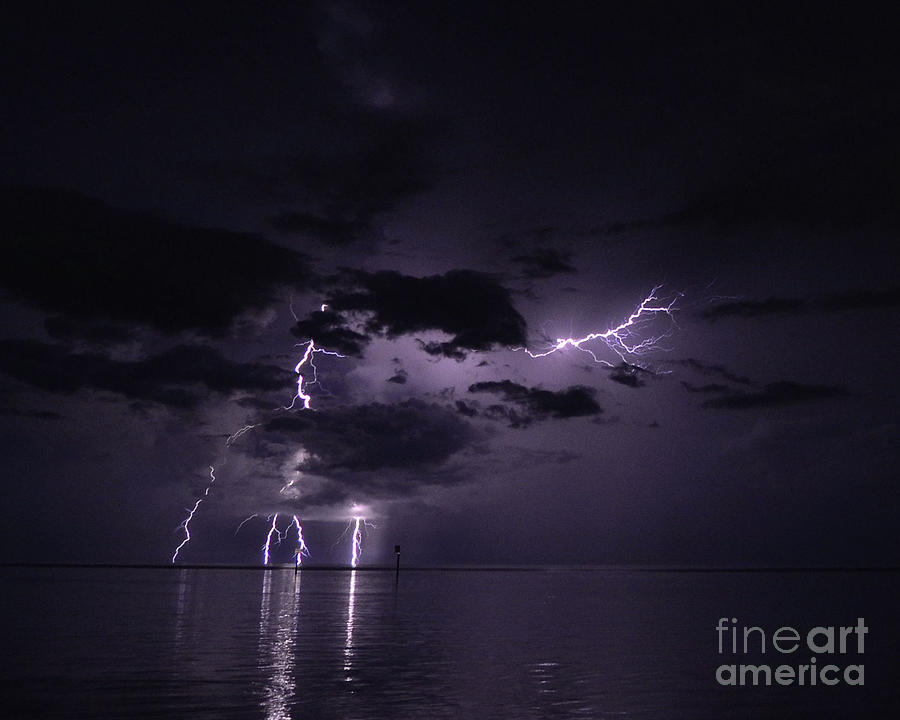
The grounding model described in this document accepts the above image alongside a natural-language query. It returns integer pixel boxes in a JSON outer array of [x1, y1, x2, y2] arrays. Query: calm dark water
[[2, 567, 898, 718]]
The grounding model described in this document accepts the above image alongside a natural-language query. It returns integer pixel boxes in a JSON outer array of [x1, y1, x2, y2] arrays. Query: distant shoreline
[[1, 562, 898, 573]]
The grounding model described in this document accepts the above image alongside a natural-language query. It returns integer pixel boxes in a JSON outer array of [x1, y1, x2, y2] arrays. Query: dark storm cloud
[[702, 297, 806, 320], [43, 317, 138, 345], [701, 381, 845, 410], [234, 396, 282, 411], [489, 225, 558, 250], [291, 307, 369, 357], [386, 369, 408, 384], [0, 340, 290, 409], [481, 403, 533, 430], [262, 399, 480, 505], [598, 119, 900, 240], [467, 380, 601, 428], [681, 382, 731, 395], [676, 362, 847, 409], [702, 287, 900, 322], [510, 248, 577, 279], [0, 187, 308, 337], [300, 269, 527, 359], [417, 340, 467, 362], [661, 144, 900, 232], [0, 407, 63, 421], [821, 288, 900, 312], [648, 80, 900, 233], [314, 0, 404, 111], [270, 211, 365, 247], [608, 364, 647, 388], [674, 358, 754, 386], [265, 113, 433, 246], [266, 400, 475, 473]]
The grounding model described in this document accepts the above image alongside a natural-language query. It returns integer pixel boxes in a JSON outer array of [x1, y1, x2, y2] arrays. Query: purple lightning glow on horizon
[[519, 286, 680, 367], [170, 300, 345, 565], [171, 289, 679, 566]]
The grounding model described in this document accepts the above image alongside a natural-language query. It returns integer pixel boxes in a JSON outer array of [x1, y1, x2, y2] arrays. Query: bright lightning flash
[[521, 286, 680, 367], [284, 339, 344, 411], [262, 514, 285, 566], [262, 513, 310, 566], [350, 518, 363, 568], [171, 466, 216, 563], [339, 516, 375, 568], [291, 515, 309, 566], [170, 301, 344, 565]]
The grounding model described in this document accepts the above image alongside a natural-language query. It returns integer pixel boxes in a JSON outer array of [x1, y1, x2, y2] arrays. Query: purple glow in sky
[[0, 2, 896, 568]]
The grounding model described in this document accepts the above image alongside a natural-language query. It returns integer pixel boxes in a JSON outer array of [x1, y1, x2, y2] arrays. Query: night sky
[[1, 3, 897, 567]]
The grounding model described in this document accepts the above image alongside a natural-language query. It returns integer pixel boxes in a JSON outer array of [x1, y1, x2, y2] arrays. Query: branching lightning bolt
[[262, 513, 311, 566], [291, 515, 309, 567], [519, 285, 681, 367], [170, 300, 344, 564], [172, 291, 676, 566], [338, 516, 375, 568], [283, 339, 345, 411], [262, 514, 282, 566]]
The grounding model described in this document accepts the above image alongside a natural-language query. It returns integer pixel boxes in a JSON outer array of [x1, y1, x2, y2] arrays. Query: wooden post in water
[[394, 544, 401, 584]]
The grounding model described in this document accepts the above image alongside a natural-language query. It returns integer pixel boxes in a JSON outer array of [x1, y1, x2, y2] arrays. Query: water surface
[[3, 567, 898, 718]]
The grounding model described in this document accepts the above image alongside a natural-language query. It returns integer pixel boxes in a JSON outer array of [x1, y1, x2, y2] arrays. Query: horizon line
[[1, 562, 898, 573]]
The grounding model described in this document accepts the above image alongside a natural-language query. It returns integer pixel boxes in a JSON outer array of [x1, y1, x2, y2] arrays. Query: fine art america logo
[[715, 617, 867, 686]]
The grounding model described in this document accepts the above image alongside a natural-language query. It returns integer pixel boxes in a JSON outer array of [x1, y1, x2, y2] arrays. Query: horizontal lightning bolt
[[520, 286, 680, 367], [226, 424, 260, 446]]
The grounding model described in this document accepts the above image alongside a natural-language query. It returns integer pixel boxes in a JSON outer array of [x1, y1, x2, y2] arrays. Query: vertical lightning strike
[[519, 286, 680, 366], [171, 466, 216, 563], [284, 339, 345, 411], [263, 514, 281, 566], [171, 499, 202, 564], [350, 517, 363, 568], [291, 515, 309, 566], [170, 299, 345, 565], [336, 515, 375, 568]]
